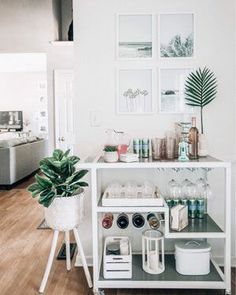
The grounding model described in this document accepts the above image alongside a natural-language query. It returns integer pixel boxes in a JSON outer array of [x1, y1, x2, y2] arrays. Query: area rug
[[57, 243, 77, 260]]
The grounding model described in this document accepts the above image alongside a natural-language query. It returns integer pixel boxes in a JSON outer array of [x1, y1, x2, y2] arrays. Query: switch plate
[[90, 110, 102, 127]]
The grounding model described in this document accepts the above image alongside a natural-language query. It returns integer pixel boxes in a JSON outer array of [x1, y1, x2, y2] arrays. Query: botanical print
[[160, 68, 193, 113], [160, 14, 194, 58], [118, 15, 152, 59], [118, 69, 152, 114]]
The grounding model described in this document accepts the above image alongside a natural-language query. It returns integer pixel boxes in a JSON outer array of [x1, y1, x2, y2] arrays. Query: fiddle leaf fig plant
[[28, 149, 88, 208], [185, 67, 217, 134]]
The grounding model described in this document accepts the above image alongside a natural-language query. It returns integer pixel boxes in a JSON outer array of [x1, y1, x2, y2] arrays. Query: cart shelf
[[167, 214, 225, 239], [98, 255, 225, 290]]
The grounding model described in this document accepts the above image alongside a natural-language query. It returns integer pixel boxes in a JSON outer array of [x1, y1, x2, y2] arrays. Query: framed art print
[[117, 68, 153, 114], [117, 14, 153, 59], [159, 68, 194, 113], [159, 13, 195, 59]]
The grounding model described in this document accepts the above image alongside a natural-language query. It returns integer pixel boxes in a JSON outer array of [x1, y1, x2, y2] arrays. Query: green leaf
[[77, 182, 88, 187], [63, 149, 71, 158], [35, 174, 53, 189], [29, 148, 87, 206], [53, 149, 64, 161], [28, 183, 41, 192], [185, 67, 217, 133]]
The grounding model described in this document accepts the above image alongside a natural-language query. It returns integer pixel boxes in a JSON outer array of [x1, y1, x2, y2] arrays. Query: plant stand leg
[[73, 227, 93, 288], [39, 230, 59, 294], [65, 231, 71, 271]]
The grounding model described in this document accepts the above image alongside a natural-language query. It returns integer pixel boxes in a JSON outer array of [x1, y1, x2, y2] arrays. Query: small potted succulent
[[28, 149, 88, 231], [103, 145, 119, 163]]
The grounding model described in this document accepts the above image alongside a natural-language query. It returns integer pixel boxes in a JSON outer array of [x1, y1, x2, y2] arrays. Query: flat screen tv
[[0, 111, 23, 131]]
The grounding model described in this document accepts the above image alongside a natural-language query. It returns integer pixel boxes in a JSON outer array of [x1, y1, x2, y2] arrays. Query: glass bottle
[[188, 117, 199, 159], [102, 213, 113, 229], [147, 213, 160, 229], [132, 213, 145, 228], [117, 213, 129, 229]]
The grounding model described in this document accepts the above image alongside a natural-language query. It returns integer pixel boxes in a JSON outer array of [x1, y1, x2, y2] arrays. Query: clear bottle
[[147, 213, 160, 229], [117, 213, 129, 229], [102, 213, 113, 229], [132, 213, 145, 228], [188, 117, 199, 159]]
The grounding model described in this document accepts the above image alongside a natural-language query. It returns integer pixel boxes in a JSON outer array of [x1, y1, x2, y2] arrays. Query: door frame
[[54, 69, 74, 150]]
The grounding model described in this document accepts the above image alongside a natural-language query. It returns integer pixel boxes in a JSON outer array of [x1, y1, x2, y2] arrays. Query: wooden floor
[[0, 178, 235, 295]]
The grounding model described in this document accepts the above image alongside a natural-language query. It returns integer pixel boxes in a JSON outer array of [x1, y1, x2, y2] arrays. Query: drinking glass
[[124, 181, 137, 198], [181, 179, 191, 198], [185, 182, 197, 199], [166, 137, 176, 160], [167, 179, 177, 196], [141, 181, 155, 197], [202, 183, 213, 200], [196, 178, 207, 197], [151, 138, 163, 160], [107, 182, 122, 197]]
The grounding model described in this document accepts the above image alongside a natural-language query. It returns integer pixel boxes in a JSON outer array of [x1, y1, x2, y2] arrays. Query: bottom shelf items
[[99, 255, 224, 289]]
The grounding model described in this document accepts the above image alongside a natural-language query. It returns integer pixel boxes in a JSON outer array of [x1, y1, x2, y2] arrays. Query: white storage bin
[[175, 240, 211, 275], [103, 236, 132, 279]]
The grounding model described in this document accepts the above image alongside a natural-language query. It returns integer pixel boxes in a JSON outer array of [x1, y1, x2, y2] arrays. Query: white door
[[54, 70, 75, 153]]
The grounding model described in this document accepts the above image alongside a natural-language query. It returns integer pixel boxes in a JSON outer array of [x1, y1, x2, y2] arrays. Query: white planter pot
[[104, 151, 118, 163], [44, 191, 85, 231], [198, 133, 208, 157]]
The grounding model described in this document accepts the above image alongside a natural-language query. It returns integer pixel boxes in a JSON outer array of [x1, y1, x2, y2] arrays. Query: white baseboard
[[74, 254, 93, 267], [74, 254, 236, 268], [214, 256, 236, 267]]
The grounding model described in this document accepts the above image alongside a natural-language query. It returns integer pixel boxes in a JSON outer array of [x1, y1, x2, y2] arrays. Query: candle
[[148, 248, 159, 272]]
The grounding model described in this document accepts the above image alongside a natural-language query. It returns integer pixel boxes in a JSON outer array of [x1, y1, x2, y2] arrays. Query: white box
[[103, 236, 132, 279], [102, 190, 164, 207], [175, 240, 211, 275]]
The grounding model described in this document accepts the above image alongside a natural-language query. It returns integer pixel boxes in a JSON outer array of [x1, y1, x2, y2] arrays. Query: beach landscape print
[[160, 13, 194, 58], [118, 14, 153, 59], [160, 68, 193, 113]]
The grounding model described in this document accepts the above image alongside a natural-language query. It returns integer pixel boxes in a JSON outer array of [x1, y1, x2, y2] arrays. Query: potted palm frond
[[185, 67, 217, 156], [28, 149, 88, 231]]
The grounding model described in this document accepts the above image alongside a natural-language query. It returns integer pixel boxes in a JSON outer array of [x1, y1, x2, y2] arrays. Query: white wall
[[0, 0, 74, 153], [74, 0, 236, 260], [0, 0, 54, 52]]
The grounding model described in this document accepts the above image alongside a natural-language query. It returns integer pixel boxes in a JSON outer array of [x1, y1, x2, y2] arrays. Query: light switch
[[90, 110, 102, 127]]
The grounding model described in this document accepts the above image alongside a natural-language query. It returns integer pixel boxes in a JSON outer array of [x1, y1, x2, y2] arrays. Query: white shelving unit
[[76, 156, 231, 295]]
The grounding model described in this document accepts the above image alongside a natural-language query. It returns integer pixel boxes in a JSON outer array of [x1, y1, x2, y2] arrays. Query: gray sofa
[[0, 139, 48, 186]]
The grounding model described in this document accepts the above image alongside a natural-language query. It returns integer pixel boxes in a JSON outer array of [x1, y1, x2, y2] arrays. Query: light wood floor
[[0, 178, 235, 295]]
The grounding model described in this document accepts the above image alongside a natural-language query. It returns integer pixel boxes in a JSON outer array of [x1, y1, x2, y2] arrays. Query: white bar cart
[[77, 156, 231, 295]]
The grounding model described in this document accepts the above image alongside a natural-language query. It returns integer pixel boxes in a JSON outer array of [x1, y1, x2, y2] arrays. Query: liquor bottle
[[102, 213, 113, 229], [117, 213, 129, 229], [132, 213, 145, 228], [147, 213, 160, 229], [188, 117, 199, 159]]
